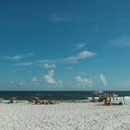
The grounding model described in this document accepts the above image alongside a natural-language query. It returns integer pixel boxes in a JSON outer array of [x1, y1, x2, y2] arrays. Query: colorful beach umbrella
[[95, 90, 104, 95], [11, 97, 17, 100]]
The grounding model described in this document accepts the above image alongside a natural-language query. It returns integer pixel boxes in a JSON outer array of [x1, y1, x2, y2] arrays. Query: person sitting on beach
[[34, 98, 39, 104], [90, 97, 95, 102], [98, 96, 104, 102], [104, 92, 110, 105]]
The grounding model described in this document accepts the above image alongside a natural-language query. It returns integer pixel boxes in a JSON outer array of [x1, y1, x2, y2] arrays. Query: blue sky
[[0, 0, 130, 90]]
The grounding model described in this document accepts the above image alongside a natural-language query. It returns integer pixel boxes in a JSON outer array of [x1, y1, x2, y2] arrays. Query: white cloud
[[65, 50, 96, 63], [50, 14, 71, 22], [111, 35, 130, 47], [10, 50, 96, 67], [19, 80, 26, 86], [37, 50, 96, 65], [74, 43, 86, 50], [3, 53, 33, 60], [75, 76, 93, 88], [44, 70, 63, 86], [13, 62, 34, 66], [32, 77, 37, 82], [42, 63, 56, 69], [19, 79, 39, 90], [99, 74, 107, 86], [44, 70, 56, 84]]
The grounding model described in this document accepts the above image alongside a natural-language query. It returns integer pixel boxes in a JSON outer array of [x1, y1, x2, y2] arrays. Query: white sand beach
[[0, 102, 130, 130]]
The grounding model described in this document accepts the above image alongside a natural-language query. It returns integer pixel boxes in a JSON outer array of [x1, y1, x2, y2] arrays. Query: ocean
[[0, 91, 130, 100]]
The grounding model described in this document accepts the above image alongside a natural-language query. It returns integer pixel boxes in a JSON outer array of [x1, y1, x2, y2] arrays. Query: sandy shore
[[0, 102, 130, 130]]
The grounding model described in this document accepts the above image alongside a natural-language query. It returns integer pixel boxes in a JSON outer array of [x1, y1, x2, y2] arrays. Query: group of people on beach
[[34, 98, 59, 105], [5, 96, 59, 105], [90, 91, 125, 105]]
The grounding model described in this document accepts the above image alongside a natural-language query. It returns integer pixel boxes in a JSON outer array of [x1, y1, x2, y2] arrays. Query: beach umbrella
[[11, 97, 17, 100], [95, 90, 104, 96]]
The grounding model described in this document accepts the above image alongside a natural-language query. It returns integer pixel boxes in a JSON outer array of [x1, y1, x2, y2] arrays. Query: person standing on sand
[[104, 93, 107, 105], [122, 97, 125, 105], [104, 92, 112, 105]]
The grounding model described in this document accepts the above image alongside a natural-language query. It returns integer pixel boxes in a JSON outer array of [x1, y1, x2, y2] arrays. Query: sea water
[[0, 91, 130, 101]]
